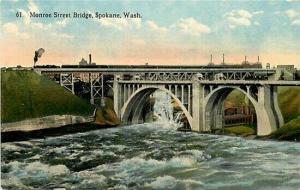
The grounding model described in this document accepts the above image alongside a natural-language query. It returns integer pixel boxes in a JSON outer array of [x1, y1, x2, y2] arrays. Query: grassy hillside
[[224, 126, 255, 136], [1, 70, 94, 123], [278, 87, 300, 122], [269, 116, 300, 141], [225, 90, 248, 108]]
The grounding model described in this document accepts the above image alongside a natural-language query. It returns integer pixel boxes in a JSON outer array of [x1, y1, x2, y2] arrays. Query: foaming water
[[153, 90, 183, 129], [1, 123, 300, 190]]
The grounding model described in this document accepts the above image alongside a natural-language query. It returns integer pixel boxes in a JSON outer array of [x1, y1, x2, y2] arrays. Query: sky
[[0, 0, 300, 68]]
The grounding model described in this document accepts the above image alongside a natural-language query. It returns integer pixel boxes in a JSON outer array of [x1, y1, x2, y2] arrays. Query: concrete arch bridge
[[36, 66, 300, 136], [114, 78, 299, 136]]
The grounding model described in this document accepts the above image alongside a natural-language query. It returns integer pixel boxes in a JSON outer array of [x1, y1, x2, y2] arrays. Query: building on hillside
[[79, 58, 88, 65], [78, 54, 98, 82]]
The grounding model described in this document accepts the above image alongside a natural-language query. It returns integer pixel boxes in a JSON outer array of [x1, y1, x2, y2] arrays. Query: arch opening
[[205, 87, 258, 135], [121, 87, 192, 130]]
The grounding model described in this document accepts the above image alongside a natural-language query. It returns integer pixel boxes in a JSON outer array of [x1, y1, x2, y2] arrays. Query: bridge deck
[[35, 68, 276, 73], [199, 80, 300, 86], [119, 80, 300, 86]]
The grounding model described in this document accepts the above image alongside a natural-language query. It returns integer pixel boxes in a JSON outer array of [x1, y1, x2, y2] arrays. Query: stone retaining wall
[[1, 115, 94, 132]]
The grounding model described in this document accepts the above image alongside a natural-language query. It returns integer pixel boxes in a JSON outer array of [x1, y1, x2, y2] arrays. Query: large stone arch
[[204, 86, 281, 136], [121, 85, 193, 128]]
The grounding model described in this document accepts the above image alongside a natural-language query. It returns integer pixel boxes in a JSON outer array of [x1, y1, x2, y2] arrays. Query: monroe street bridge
[[35, 65, 300, 136]]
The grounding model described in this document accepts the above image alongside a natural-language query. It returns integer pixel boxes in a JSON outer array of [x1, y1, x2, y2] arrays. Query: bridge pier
[[192, 80, 207, 132], [90, 74, 104, 106], [113, 76, 121, 117], [60, 73, 74, 94], [272, 86, 284, 127], [256, 85, 283, 136]]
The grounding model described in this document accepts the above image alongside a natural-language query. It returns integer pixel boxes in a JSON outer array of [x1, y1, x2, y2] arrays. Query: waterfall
[[152, 90, 183, 129]]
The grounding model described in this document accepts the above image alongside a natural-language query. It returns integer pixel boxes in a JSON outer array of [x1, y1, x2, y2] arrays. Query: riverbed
[[1, 123, 300, 190]]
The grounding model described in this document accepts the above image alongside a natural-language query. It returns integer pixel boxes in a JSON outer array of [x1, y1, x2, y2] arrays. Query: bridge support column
[[272, 86, 284, 127], [71, 73, 74, 94], [90, 75, 94, 104], [123, 84, 128, 104], [256, 85, 283, 136], [213, 95, 226, 129], [113, 78, 121, 118], [127, 84, 130, 98], [181, 85, 184, 103], [192, 80, 207, 132], [60, 73, 75, 95], [188, 85, 191, 113]]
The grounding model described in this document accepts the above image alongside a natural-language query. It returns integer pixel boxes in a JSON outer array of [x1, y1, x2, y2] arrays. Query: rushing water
[[2, 91, 300, 189], [152, 90, 183, 128], [1, 123, 300, 190]]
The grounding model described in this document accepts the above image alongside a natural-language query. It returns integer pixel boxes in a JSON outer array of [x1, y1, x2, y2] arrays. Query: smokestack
[[258, 56, 260, 63], [222, 53, 225, 65], [89, 54, 92, 64], [245, 56, 247, 63], [210, 54, 213, 63]]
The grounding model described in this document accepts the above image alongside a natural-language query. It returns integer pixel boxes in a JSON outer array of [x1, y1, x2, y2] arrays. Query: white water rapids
[[152, 90, 183, 129], [1, 90, 300, 189]]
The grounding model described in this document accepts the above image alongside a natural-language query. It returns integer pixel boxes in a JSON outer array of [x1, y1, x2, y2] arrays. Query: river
[[1, 123, 300, 190]]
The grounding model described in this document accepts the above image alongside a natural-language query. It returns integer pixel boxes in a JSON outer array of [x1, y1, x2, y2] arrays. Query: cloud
[[227, 17, 251, 28], [56, 19, 68, 27], [253, 11, 264, 15], [3, 23, 18, 34], [3, 22, 29, 39], [225, 9, 253, 28], [274, 11, 281, 15], [31, 22, 52, 30], [17, 1, 39, 26], [53, 32, 74, 39], [28, 0, 39, 13], [98, 18, 127, 30], [286, 0, 300, 2], [132, 18, 141, 29], [147, 20, 168, 33], [130, 38, 146, 46], [292, 19, 300, 25], [18, 9, 30, 25], [31, 22, 43, 29], [175, 17, 211, 36], [254, 21, 260, 26], [59, 33, 74, 39], [225, 9, 264, 29], [286, 9, 298, 18], [96, 17, 141, 30], [237, 9, 252, 18], [29, 19, 66, 31]]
